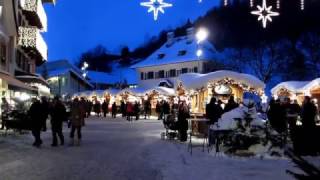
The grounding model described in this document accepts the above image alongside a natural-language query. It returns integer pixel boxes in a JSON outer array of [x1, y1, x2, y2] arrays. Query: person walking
[[144, 100, 151, 119], [50, 96, 67, 147], [29, 98, 45, 147], [112, 102, 117, 118], [102, 100, 109, 118], [120, 101, 126, 117], [70, 98, 85, 146], [156, 101, 161, 120], [86, 100, 92, 118], [41, 97, 50, 131], [163, 100, 170, 121], [177, 101, 190, 142], [0, 97, 10, 130], [126, 102, 134, 121], [134, 101, 140, 120], [94, 100, 101, 117]]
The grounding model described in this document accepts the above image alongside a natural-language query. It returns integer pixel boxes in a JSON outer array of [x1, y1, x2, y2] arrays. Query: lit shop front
[[272, 78, 320, 106], [177, 71, 265, 114]]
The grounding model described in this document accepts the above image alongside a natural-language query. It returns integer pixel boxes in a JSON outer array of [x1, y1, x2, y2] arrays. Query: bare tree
[[297, 32, 320, 77], [247, 41, 287, 83]]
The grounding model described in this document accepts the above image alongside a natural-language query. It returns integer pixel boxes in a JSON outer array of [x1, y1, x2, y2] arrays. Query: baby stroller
[[161, 112, 178, 140]]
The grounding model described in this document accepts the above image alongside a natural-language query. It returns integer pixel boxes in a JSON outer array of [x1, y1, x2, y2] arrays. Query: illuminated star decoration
[[140, 0, 172, 21], [251, 0, 279, 28]]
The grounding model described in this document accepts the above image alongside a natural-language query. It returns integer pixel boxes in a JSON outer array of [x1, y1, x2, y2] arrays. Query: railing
[[18, 26, 48, 62], [19, 0, 47, 32]]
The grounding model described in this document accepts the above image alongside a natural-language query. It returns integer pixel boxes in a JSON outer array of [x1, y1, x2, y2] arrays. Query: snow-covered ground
[[0, 116, 296, 180]]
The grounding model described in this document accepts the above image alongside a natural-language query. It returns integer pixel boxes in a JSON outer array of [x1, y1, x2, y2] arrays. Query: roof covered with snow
[[88, 63, 137, 85], [271, 78, 320, 94], [47, 68, 93, 87], [131, 35, 221, 69], [177, 71, 265, 91], [120, 86, 176, 97]]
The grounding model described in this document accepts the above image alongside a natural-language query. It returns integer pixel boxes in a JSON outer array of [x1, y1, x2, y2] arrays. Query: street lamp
[[195, 27, 209, 73], [196, 28, 209, 44]]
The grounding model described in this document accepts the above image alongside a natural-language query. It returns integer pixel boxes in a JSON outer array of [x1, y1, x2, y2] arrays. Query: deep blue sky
[[43, 0, 219, 62]]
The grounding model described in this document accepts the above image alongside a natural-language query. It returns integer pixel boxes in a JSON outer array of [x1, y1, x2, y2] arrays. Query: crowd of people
[[1, 93, 318, 150], [27, 96, 86, 147]]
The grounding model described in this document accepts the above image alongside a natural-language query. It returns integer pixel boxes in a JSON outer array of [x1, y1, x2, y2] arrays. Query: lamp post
[[195, 27, 209, 73]]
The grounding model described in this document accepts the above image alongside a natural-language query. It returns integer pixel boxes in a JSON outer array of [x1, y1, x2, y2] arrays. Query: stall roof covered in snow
[[73, 89, 122, 97], [177, 70, 265, 91], [271, 78, 320, 94], [131, 36, 221, 69], [88, 63, 137, 85], [120, 86, 176, 97]]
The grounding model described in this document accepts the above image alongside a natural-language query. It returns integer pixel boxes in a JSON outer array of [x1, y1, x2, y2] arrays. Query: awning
[[16, 74, 49, 87], [0, 71, 37, 94]]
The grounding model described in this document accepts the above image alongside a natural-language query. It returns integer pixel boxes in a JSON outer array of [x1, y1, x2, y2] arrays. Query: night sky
[[43, 0, 219, 62]]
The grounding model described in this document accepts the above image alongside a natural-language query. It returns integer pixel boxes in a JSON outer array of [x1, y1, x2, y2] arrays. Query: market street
[[0, 116, 294, 180]]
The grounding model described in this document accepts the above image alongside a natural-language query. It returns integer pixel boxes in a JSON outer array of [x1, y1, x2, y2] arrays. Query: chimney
[[166, 32, 175, 47], [186, 27, 195, 43]]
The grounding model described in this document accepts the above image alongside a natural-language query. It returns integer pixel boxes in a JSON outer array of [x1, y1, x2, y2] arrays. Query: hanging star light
[[140, 0, 172, 21], [251, 0, 279, 28]]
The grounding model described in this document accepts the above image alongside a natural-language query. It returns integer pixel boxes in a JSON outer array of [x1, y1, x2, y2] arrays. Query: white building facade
[[131, 28, 222, 89]]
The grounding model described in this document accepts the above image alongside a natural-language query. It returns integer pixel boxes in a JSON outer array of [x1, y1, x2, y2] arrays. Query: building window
[[194, 67, 198, 73], [181, 68, 188, 74], [178, 50, 187, 56], [147, 72, 154, 79], [158, 53, 165, 59], [0, 44, 6, 65], [169, 69, 176, 77], [140, 72, 144, 80], [158, 70, 164, 78]]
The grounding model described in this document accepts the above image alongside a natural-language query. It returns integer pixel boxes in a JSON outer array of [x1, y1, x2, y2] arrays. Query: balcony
[[42, 0, 56, 4], [19, 0, 47, 32], [18, 27, 48, 65]]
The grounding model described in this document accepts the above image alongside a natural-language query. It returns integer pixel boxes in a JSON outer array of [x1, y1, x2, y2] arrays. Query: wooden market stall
[[177, 70, 266, 114], [272, 78, 320, 106]]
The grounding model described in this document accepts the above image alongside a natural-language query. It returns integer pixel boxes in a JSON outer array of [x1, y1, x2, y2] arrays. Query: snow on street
[[0, 116, 294, 180]]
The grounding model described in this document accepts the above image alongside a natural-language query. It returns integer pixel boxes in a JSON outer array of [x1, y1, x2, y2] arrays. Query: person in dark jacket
[[268, 99, 287, 134], [29, 98, 46, 147], [163, 101, 170, 120], [144, 100, 151, 119], [70, 98, 85, 146], [41, 97, 50, 131], [224, 96, 239, 113], [112, 102, 117, 118], [86, 100, 92, 118], [301, 96, 317, 129], [50, 96, 66, 147], [156, 101, 162, 120], [94, 100, 101, 117], [120, 101, 126, 117], [102, 100, 109, 118], [206, 97, 223, 124], [134, 101, 140, 120], [177, 101, 190, 142], [1, 97, 10, 130]]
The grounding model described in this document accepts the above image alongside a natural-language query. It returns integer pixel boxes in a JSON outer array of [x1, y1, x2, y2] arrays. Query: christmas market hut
[[177, 70, 265, 114], [271, 78, 320, 106]]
